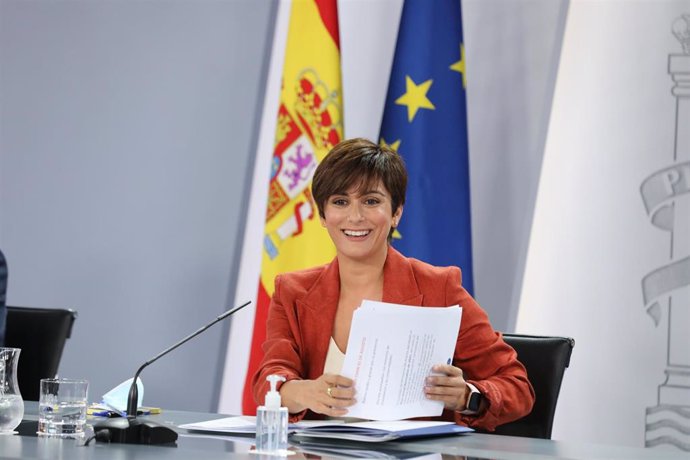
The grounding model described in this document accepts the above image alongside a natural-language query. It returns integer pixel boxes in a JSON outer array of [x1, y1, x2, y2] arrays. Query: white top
[[323, 336, 345, 375], [322, 337, 363, 422]]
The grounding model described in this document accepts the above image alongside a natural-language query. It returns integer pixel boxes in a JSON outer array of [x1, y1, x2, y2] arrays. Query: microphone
[[93, 301, 251, 445]]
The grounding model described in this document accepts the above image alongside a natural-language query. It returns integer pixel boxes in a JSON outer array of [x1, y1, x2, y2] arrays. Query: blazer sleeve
[[444, 267, 535, 431], [251, 274, 307, 420]]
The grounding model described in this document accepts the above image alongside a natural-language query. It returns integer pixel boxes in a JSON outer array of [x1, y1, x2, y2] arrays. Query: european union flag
[[379, 0, 473, 294]]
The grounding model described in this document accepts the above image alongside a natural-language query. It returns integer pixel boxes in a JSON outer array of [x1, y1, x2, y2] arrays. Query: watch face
[[468, 391, 482, 412]]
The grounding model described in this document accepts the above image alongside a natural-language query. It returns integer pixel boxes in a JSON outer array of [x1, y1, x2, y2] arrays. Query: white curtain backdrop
[[519, 0, 690, 449]]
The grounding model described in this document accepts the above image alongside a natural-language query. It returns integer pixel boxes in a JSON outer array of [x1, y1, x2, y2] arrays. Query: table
[[3, 402, 688, 460]]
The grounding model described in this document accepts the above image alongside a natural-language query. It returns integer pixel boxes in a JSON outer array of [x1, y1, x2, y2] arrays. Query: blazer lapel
[[382, 246, 424, 306], [296, 258, 340, 378]]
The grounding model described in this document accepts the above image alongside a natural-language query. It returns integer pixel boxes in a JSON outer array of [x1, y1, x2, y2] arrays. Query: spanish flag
[[219, 0, 342, 415]]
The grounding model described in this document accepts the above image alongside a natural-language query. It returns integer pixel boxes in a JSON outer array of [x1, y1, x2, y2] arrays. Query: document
[[180, 417, 472, 444], [340, 301, 462, 420], [179, 416, 344, 435], [292, 420, 472, 443], [178, 416, 258, 434]]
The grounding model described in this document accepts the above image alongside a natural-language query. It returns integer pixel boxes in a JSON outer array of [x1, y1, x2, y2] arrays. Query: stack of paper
[[179, 418, 471, 443], [291, 420, 472, 443], [179, 416, 260, 434], [179, 417, 344, 435]]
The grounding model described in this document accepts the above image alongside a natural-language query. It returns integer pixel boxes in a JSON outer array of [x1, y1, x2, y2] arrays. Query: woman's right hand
[[279, 373, 356, 416]]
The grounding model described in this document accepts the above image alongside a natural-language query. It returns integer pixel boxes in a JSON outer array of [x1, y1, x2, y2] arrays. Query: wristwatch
[[460, 383, 483, 415]]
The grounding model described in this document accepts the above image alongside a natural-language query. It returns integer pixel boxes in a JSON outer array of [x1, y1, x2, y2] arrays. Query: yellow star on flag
[[379, 138, 401, 152], [395, 76, 435, 122], [449, 43, 466, 88]]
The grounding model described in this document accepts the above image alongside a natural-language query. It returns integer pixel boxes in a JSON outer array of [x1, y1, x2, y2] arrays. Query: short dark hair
[[312, 138, 407, 221]]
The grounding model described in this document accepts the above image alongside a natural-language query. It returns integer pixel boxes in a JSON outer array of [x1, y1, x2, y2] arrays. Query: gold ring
[[327, 386, 333, 398]]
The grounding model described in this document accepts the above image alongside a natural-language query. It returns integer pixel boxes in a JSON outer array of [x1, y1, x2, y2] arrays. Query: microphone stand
[[93, 301, 251, 445]]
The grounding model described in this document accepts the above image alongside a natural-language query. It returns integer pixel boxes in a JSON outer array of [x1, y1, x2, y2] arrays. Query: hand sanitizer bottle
[[255, 374, 288, 454]]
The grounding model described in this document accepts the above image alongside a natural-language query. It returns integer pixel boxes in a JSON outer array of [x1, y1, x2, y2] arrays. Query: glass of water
[[38, 378, 88, 438], [0, 348, 24, 434]]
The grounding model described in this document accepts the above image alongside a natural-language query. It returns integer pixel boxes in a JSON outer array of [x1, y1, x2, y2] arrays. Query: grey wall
[[0, 0, 275, 411]]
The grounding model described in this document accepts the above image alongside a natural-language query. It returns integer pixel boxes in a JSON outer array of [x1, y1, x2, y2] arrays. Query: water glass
[[38, 378, 88, 438], [0, 348, 24, 434]]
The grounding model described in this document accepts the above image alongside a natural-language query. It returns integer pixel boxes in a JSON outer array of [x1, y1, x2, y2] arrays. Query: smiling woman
[[321, 185, 397, 263], [252, 138, 535, 432], [313, 139, 405, 265]]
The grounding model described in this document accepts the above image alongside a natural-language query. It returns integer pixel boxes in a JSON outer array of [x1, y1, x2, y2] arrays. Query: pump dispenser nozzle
[[265, 375, 286, 409]]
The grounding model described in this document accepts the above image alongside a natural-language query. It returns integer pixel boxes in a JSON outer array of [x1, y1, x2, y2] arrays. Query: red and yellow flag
[[241, 0, 343, 414]]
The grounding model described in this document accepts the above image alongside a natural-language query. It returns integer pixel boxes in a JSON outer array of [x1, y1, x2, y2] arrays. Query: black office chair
[[4, 306, 77, 401], [493, 333, 574, 439]]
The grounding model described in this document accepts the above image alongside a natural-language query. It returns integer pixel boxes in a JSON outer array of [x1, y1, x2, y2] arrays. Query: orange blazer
[[252, 246, 534, 431]]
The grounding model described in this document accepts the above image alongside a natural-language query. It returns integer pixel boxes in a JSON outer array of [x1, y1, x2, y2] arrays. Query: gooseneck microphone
[[93, 301, 251, 445]]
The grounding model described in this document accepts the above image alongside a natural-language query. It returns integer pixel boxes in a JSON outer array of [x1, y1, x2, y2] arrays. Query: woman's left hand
[[424, 364, 471, 412]]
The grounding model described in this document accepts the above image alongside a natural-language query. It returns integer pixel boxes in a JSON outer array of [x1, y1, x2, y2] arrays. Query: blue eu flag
[[379, 0, 473, 294]]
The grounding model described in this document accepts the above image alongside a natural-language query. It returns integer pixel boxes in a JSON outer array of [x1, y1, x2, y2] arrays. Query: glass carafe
[[0, 348, 24, 433]]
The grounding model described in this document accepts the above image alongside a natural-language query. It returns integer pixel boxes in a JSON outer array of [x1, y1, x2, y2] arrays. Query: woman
[[252, 138, 534, 431]]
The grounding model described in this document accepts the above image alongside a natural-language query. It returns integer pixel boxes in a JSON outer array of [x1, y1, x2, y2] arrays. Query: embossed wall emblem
[[641, 13, 690, 452]]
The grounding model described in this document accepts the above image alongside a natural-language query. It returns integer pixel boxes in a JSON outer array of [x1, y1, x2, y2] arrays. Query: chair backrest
[[4, 306, 77, 401], [493, 333, 574, 439]]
